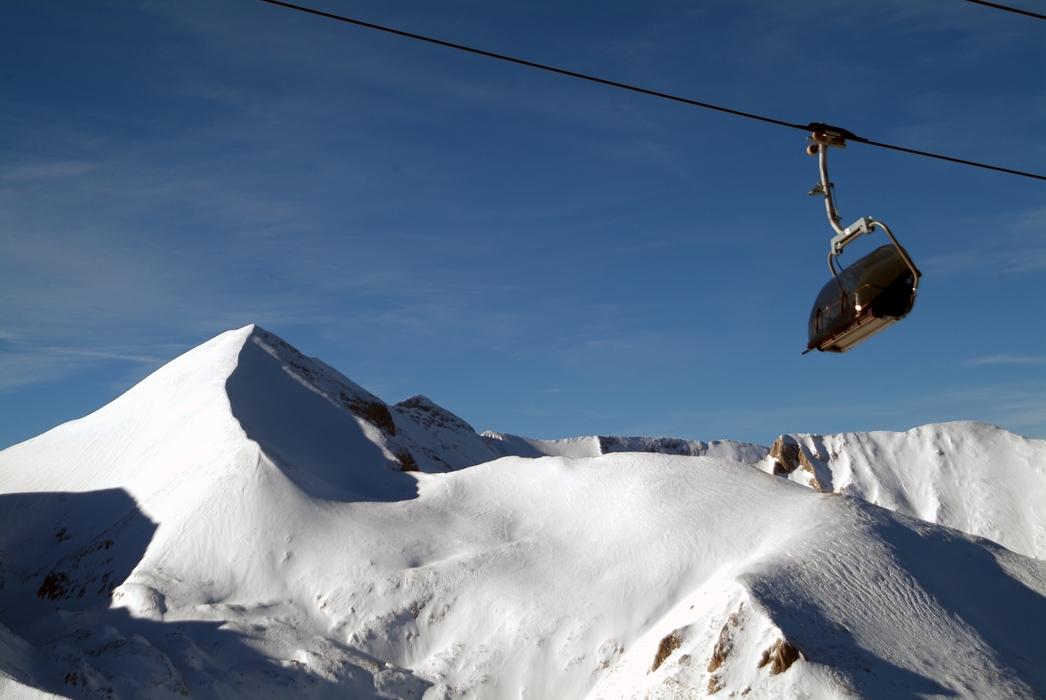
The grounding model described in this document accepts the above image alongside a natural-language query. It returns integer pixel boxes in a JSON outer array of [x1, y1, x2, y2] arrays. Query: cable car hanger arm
[[806, 126, 870, 253], [806, 125, 920, 283]]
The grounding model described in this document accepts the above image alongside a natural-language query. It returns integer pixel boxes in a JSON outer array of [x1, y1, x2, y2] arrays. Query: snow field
[[759, 424, 1046, 559], [1, 325, 1044, 699]]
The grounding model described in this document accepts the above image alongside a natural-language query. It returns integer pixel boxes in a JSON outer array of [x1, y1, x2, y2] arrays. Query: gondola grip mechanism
[[830, 216, 875, 255]]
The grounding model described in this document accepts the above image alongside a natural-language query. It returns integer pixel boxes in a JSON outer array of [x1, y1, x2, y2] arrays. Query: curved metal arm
[[812, 139, 851, 279], [809, 132, 882, 277], [817, 144, 845, 237], [872, 220, 921, 294]]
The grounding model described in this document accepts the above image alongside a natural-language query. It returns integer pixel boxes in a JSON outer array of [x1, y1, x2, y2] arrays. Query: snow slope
[[757, 425, 1046, 560], [1, 325, 1044, 700], [488, 423, 1046, 561]]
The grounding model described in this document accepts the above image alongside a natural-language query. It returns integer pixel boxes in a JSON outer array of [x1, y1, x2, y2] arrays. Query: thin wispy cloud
[[919, 209, 1046, 276], [965, 355, 1046, 366], [538, 387, 617, 395], [0, 347, 168, 393], [1, 160, 101, 180], [36, 347, 169, 364]]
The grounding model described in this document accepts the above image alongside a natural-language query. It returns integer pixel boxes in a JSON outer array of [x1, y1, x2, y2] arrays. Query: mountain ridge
[[1, 325, 1044, 699]]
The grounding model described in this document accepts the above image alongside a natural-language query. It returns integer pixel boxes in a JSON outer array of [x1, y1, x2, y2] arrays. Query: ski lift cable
[[258, 0, 1046, 182], [964, 0, 1046, 21]]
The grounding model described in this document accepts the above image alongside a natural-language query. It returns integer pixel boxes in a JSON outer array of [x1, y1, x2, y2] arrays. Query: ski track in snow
[[1, 325, 1044, 700]]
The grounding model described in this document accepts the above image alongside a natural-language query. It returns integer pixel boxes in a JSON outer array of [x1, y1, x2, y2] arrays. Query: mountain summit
[[1, 325, 1044, 699]]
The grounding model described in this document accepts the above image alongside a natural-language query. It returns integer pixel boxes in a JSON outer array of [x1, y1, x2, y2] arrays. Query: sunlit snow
[[1, 325, 1043, 699]]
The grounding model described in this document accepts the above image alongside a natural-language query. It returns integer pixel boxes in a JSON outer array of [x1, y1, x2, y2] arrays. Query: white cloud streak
[[965, 355, 1046, 366]]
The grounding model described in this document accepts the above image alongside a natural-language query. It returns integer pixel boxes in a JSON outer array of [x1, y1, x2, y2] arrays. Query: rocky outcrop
[[768, 436, 826, 492]]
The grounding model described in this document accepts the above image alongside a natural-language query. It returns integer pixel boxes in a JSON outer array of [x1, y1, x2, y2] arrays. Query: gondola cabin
[[807, 244, 920, 353]]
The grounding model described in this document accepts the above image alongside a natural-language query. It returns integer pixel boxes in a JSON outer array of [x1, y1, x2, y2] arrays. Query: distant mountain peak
[[394, 394, 477, 434]]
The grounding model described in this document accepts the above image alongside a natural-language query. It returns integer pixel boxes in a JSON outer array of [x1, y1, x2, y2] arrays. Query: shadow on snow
[[0, 489, 430, 699]]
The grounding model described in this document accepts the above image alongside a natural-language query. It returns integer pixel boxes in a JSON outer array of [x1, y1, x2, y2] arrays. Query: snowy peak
[[232, 328, 505, 476], [226, 327, 509, 498], [0, 325, 254, 501], [241, 327, 396, 436], [0, 325, 503, 509]]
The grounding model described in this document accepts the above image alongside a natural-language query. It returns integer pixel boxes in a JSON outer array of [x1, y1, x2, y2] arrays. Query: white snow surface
[[753, 425, 1046, 560], [1, 325, 1044, 700]]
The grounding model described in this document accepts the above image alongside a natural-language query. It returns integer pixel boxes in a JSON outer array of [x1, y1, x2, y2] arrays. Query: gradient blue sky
[[2, 0, 1044, 449]]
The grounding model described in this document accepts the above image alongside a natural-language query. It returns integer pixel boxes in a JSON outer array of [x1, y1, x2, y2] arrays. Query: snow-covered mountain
[[1, 325, 1044, 700], [754, 424, 1046, 561]]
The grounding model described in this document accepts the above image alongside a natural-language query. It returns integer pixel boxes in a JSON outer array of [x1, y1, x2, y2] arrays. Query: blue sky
[[1, 0, 1044, 449]]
